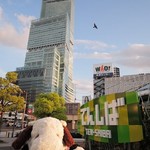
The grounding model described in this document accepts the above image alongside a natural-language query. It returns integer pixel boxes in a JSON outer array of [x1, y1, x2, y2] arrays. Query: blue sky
[[0, 0, 150, 102]]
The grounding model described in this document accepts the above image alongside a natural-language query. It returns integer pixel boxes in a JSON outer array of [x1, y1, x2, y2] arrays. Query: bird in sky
[[93, 23, 98, 29]]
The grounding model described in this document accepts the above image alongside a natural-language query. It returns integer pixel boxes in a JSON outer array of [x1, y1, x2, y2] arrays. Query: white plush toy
[[12, 117, 84, 150]]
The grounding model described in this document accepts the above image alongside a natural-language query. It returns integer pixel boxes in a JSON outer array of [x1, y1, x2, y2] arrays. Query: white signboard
[[93, 63, 113, 75]]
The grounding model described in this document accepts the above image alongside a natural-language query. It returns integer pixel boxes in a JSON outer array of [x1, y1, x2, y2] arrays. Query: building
[[16, 0, 74, 103], [105, 73, 150, 95], [96, 74, 150, 149], [105, 73, 150, 121], [93, 63, 120, 98], [65, 103, 80, 132]]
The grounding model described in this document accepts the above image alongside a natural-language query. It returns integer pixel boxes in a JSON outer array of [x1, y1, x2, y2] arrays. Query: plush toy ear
[[62, 121, 84, 149], [60, 120, 67, 127], [12, 126, 33, 149], [63, 126, 75, 147]]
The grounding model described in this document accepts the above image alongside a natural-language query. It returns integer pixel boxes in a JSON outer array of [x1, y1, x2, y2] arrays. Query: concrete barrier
[[0, 130, 21, 138], [7, 131, 12, 138], [0, 131, 7, 138]]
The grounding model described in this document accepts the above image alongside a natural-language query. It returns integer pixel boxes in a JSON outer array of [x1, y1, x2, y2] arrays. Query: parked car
[[15, 121, 27, 128], [15, 122, 22, 128], [71, 132, 85, 149], [6, 120, 14, 126]]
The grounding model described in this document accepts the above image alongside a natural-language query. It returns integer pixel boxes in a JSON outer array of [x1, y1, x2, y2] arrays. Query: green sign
[[78, 92, 143, 143]]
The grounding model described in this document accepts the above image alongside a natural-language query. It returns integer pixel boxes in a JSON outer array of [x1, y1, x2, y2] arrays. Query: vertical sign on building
[[82, 96, 91, 104]]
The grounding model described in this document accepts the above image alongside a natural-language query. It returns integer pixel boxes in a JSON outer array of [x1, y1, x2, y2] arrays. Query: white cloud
[[74, 79, 93, 91], [74, 40, 150, 74], [74, 52, 112, 59], [0, 7, 3, 20], [0, 9, 36, 49], [75, 39, 116, 51], [74, 40, 150, 73], [15, 13, 36, 27], [74, 39, 115, 59], [0, 23, 29, 49], [120, 43, 150, 56], [73, 79, 93, 99], [113, 43, 150, 69]]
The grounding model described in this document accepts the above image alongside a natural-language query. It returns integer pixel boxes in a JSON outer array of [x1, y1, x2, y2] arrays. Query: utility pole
[[74, 84, 77, 102], [22, 91, 27, 129], [21, 102, 26, 129], [11, 108, 17, 138]]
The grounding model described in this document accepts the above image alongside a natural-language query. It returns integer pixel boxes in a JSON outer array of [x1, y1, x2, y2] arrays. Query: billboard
[[93, 72, 113, 79], [93, 63, 113, 79], [78, 92, 143, 143], [93, 63, 113, 74], [27, 104, 34, 114]]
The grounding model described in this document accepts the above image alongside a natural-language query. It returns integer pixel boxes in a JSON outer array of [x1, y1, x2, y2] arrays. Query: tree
[[33, 92, 67, 120], [0, 72, 25, 129]]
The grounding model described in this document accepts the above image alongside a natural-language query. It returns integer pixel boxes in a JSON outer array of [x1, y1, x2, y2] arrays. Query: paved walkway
[[0, 131, 18, 149], [0, 137, 14, 149]]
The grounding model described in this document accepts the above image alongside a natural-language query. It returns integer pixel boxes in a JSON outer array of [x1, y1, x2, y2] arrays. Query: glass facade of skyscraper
[[16, 0, 74, 102]]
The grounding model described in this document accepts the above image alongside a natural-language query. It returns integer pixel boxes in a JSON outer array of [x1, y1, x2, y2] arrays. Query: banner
[[78, 91, 143, 143]]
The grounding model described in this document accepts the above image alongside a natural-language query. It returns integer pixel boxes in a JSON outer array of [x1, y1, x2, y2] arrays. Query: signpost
[[78, 91, 144, 143]]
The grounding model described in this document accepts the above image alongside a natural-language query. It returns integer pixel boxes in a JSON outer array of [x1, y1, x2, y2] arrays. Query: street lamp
[[21, 91, 27, 129], [74, 84, 77, 102], [11, 104, 18, 138], [21, 101, 26, 129]]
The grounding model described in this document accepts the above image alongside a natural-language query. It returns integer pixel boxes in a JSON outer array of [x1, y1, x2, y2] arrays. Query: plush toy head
[[12, 117, 84, 150]]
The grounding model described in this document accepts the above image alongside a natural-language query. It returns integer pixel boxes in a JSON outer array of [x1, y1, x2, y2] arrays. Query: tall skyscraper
[[16, 0, 74, 103]]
